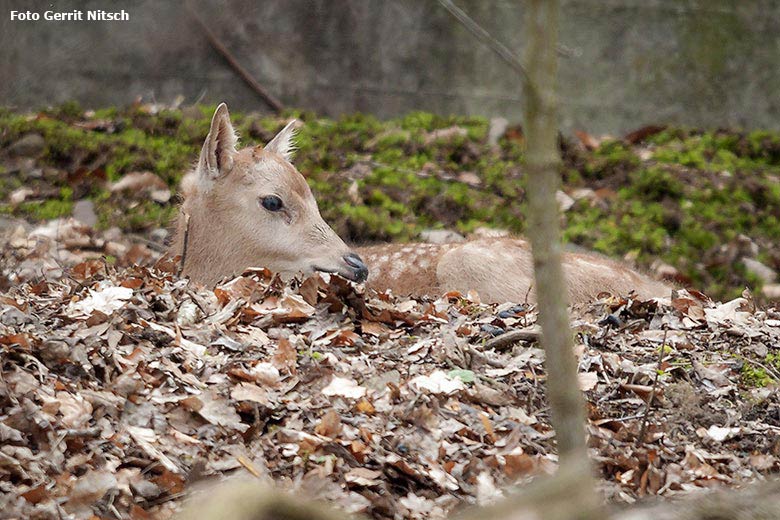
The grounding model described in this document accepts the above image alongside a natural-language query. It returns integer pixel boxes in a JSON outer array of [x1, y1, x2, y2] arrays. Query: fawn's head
[[177, 103, 368, 285]]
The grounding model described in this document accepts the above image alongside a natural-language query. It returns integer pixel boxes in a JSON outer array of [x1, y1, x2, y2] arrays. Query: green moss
[[623, 167, 684, 201], [337, 203, 409, 239], [399, 112, 438, 132], [95, 199, 177, 232], [0, 110, 198, 187], [583, 140, 640, 180], [654, 142, 707, 169], [19, 199, 74, 220], [651, 130, 780, 172], [0, 167, 21, 200], [741, 362, 774, 388], [766, 353, 780, 370], [44, 100, 84, 119], [374, 130, 411, 148]]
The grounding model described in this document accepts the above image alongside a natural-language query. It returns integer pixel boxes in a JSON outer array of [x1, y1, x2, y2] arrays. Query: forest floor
[[0, 104, 779, 519], [0, 212, 778, 519]]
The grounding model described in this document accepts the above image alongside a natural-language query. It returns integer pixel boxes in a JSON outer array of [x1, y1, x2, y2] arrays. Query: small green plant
[[19, 199, 74, 220], [741, 362, 774, 388]]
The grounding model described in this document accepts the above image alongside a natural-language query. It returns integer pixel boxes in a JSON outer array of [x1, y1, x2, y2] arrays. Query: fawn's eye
[[260, 195, 284, 212]]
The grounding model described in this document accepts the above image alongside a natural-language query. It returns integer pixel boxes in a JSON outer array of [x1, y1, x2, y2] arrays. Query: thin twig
[[61, 427, 101, 438], [601, 412, 647, 423], [185, 2, 284, 113], [127, 233, 168, 253], [178, 211, 191, 277], [637, 327, 667, 446], [436, 0, 533, 88], [484, 326, 541, 350]]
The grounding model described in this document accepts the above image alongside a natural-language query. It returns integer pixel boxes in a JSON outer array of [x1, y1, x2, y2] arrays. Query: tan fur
[[173, 104, 672, 303], [359, 239, 670, 303], [172, 105, 355, 286]]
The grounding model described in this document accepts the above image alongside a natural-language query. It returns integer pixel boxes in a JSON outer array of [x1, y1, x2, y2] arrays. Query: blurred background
[[2, 0, 779, 134]]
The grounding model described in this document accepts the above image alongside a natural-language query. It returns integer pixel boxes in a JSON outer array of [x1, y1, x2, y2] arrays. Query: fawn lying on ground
[[172, 104, 671, 304]]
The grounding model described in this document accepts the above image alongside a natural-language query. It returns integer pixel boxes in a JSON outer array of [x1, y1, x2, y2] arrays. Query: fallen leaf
[[67, 470, 117, 509], [315, 410, 342, 438], [69, 283, 133, 315], [409, 371, 465, 395], [344, 468, 383, 487], [231, 383, 271, 407], [188, 391, 248, 432], [322, 377, 367, 399], [697, 425, 740, 442], [578, 371, 599, 391], [574, 130, 600, 150], [126, 426, 180, 473], [272, 338, 298, 374]]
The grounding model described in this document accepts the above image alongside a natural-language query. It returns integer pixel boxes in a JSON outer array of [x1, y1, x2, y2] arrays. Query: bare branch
[[484, 326, 541, 350], [185, 2, 284, 113], [436, 0, 532, 86]]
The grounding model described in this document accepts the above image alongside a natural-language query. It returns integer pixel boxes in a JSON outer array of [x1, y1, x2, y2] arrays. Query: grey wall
[[2, 0, 779, 134]]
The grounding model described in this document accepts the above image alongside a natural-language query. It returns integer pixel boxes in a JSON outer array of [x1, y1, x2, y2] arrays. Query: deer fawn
[[172, 104, 671, 304]]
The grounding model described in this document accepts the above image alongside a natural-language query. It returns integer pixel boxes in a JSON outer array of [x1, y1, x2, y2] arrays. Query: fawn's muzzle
[[343, 253, 369, 283]]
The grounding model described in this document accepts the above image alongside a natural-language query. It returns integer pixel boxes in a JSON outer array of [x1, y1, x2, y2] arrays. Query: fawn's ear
[[198, 103, 238, 182], [265, 120, 299, 161]]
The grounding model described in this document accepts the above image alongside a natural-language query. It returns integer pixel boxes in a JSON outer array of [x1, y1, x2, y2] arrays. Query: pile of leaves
[[1, 103, 779, 301], [0, 218, 778, 519]]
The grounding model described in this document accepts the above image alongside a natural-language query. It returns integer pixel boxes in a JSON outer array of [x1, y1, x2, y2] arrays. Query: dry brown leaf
[[355, 399, 375, 414], [189, 391, 248, 432], [315, 410, 342, 438], [230, 383, 271, 407], [344, 467, 383, 487], [574, 130, 601, 150], [271, 338, 297, 374]]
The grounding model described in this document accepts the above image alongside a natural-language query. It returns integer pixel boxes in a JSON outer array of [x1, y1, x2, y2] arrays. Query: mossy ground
[[1, 103, 779, 301], [741, 353, 780, 387]]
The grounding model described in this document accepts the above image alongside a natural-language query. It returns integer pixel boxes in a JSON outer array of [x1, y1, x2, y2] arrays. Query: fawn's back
[[360, 239, 669, 303]]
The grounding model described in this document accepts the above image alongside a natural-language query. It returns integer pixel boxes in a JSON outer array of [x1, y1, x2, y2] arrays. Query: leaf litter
[[0, 218, 778, 519]]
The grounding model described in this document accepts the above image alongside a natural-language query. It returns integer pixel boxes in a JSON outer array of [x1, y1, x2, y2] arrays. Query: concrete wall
[[2, 0, 779, 134]]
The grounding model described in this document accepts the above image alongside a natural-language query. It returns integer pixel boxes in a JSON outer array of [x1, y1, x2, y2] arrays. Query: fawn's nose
[[343, 253, 369, 283]]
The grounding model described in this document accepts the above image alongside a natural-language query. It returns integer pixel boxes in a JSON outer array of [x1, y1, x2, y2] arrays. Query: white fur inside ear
[[265, 120, 299, 161], [198, 103, 238, 183]]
